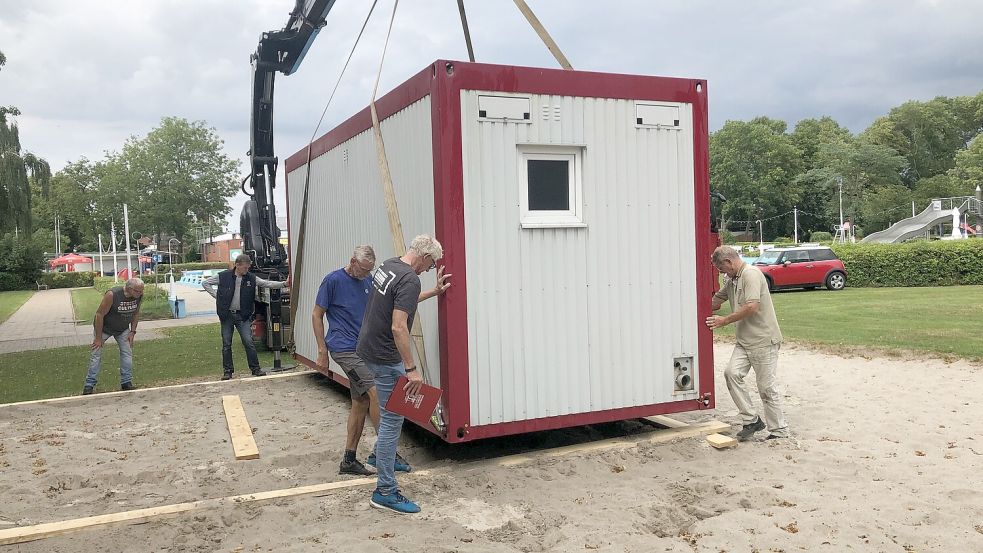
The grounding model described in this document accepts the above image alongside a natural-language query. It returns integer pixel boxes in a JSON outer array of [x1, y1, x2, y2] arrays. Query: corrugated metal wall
[[460, 91, 699, 426], [287, 97, 440, 387]]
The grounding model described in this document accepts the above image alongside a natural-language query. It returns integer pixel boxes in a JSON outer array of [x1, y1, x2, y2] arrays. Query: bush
[[94, 276, 169, 301], [773, 236, 792, 244], [831, 240, 983, 287], [39, 271, 97, 289], [0, 234, 44, 290], [719, 230, 737, 245], [0, 272, 29, 291], [155, 262, 229, 274], [810, 231, 833, 242]]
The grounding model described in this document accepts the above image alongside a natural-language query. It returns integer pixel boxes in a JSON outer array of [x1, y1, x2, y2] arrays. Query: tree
[[860, 184, 912, 232], [793, 141, 907, 233], [96, 117, 241, 244], [32, 159, 101, 251], [0, 51, 51, 235], [949, 133, 983, 194], [791, 116, 853, 171], [710, 117, 804, 239], [861, 94, 983, 187]]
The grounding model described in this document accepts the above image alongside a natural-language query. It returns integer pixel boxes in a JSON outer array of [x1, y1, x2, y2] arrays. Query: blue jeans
[[221, 313, 260, 372], [85, 329, 133, 387], [366, 360, 406, 495]]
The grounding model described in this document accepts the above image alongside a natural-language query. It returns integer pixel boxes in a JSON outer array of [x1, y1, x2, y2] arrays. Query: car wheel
[[825, 272, 846, 291], [765, 276, 775, 292]]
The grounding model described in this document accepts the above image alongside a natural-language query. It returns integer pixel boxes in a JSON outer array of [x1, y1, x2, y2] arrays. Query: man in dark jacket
[[203, 254, 288, 380]]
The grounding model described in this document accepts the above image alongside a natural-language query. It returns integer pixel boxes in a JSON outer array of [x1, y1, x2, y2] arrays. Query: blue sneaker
[[367, 452, 411, 472], [370, 489, 420, 514]]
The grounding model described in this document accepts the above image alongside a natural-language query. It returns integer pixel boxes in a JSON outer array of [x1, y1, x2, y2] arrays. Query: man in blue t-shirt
[[312, 245, 389, 476]]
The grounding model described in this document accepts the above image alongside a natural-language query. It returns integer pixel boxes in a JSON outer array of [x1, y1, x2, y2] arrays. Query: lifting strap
[[289, 1, 379, 340], [512, 0, 573, 70], [367, 0, 437, 395], [457, 0, 476, 62]]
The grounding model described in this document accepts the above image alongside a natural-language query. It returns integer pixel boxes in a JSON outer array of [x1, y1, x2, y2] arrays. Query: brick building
[[200, 233, 242, 263]]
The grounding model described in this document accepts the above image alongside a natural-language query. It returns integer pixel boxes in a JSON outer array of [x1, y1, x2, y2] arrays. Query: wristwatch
[[406, 366, 417, 373]]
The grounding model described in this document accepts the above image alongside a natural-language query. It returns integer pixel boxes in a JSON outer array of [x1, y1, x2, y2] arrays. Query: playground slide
[[862, 203, 967, 244]]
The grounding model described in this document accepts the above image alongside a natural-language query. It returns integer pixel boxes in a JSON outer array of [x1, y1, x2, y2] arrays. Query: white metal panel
[[461, 91, 698, 426], [287, 97, 440, 387]]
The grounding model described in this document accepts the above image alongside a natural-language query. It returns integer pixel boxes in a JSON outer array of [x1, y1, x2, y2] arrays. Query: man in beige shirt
[[706, 246, 789, 440]]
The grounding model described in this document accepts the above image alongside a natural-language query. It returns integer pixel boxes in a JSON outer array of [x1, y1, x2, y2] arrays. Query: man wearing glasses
[[358, 234, 450, 514], [312, 245, 385, 476]]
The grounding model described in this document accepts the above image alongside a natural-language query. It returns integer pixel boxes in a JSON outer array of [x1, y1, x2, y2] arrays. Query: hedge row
[[94, 276, 169, 301], [39, 271, 98, 289], [155, 262, 229, 274], [830, 240, 983, 287]]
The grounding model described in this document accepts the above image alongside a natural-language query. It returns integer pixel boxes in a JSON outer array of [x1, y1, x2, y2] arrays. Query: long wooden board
[[0, 419, 727, 545], [222, 395, 259, 460], [0, 370, 314, 410]]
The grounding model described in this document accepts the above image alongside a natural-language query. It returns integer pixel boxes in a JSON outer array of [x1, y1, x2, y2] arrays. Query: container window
[[518, 146, 585, 228], [528, 160, 570, 211]]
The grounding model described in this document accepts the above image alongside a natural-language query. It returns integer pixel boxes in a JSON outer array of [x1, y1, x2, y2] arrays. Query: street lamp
[[168, 238, 181, 265], [837, 176, 845, 243]]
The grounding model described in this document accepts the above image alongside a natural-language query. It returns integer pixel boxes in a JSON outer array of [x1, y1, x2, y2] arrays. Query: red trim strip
[[459, 399, 709, 442]]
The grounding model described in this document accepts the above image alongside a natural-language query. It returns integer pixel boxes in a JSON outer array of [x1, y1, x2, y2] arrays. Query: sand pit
[[1, 343, 982, 552]]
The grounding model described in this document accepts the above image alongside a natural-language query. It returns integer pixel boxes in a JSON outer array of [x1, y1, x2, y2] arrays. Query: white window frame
[[518, 145, 585, 228]]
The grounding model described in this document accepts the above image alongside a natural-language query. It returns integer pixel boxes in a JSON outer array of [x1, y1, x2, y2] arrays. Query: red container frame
[[285, 60, 715, 443]]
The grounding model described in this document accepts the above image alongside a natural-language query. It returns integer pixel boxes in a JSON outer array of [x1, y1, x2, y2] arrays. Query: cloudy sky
[[3, 0, 982, 231]]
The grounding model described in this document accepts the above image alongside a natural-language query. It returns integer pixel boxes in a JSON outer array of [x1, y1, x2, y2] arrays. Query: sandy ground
[[1, 342, 982, 552]]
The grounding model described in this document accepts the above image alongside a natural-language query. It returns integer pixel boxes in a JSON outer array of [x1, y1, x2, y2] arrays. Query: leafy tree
[[861, 94, 983, 187], [791, 116, 853, 171], [948, 133, 983, 194], [710, 117, 804, 239], [794, 141, 907, 232], [96, 117, 240, 244], [0, 51, 51, 235], [860, 184, 913, 232], [32, 159, 101, 251]]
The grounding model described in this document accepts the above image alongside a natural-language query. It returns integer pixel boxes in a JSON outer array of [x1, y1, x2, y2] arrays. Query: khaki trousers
[[724, 343, 788, 437]]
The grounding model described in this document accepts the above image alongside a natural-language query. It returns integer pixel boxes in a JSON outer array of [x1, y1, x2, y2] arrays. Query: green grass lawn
[[0, 323, 279, 404], [715, 285, 983, 361], [71, 287, 174, 322], [0, 290, 34, 324]]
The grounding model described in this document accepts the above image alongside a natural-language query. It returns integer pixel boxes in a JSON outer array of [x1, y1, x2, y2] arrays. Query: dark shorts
[[329, 351, 374, 398]]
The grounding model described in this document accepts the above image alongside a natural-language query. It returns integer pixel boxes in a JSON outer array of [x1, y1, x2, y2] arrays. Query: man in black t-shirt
[[358, 234, 450, 514]]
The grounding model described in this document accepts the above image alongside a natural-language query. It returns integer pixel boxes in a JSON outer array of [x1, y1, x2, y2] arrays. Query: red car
[[752, 246, 847, 291]]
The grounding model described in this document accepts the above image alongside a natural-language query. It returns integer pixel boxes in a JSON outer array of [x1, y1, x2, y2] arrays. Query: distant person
[[706, 246, 789, 441], [311, 245, 385, 476], [358, 234, 450, 514], [83, 278, 145, 395], [202, 254, 288, 380]]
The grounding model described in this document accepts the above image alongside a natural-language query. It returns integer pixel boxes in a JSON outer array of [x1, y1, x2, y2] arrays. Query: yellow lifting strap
[[368, 0, 434, 386], [512, 0, 573, 70]]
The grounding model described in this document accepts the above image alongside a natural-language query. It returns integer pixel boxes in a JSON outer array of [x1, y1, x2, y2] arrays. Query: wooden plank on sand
[[706, 433, 738, 449], [222, 395, 259, 460], [644, 415, 689, 429]]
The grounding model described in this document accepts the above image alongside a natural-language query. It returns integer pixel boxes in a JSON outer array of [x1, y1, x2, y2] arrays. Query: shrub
[[94, 276, 169, 301], [0, 272, 28, 291], [810, 231, 833, 242], [831, 240, 983, 287], [39, 271, 97, 289], [0, 234, 44, 290], [155, 262, 229, 274], [773, 236, 792, 244], [720, 230, 737, 245]]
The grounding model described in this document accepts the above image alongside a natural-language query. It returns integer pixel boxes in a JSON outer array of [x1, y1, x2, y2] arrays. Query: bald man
[[83, 278, 145, 395]]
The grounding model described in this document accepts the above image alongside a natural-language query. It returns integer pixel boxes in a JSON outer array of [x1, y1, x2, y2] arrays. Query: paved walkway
[[0, 287, 218, 354]]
